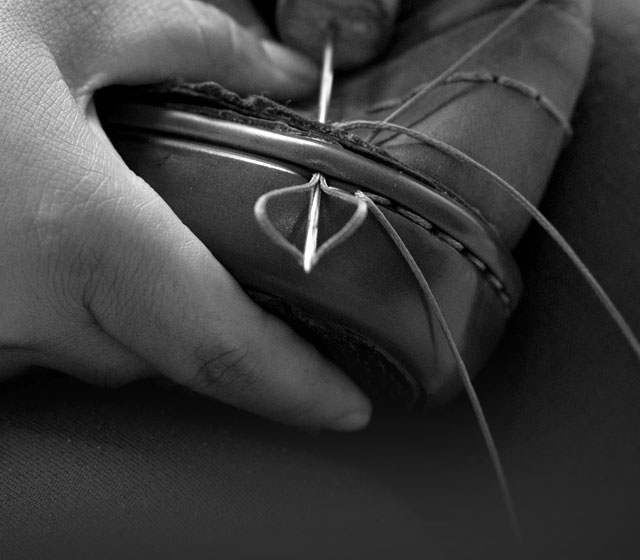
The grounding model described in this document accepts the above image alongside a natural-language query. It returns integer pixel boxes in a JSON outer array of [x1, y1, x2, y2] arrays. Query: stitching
[[365, 72, 572, 136], [444, 71, 573, 135], [363, 192, 512, 310]]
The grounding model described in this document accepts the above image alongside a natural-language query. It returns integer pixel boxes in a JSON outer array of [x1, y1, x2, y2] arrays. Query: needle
[[317, 33, 335, 125], [302, 33, 335, 273], [254, 26, 366, 274]]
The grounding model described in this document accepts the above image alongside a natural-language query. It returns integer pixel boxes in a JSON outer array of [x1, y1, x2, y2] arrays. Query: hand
[[0, 0, 371, 430], [276, 0, 402, 69]]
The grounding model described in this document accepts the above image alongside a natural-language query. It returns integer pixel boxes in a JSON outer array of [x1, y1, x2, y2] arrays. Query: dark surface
[[1, 1, 640, 559]]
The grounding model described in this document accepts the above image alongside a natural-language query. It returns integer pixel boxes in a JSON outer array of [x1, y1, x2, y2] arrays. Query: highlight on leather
[[254, 173, 369, 272]]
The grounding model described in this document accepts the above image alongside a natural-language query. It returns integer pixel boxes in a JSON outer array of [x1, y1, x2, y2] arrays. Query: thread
[[339, 120, 640, 364], [443, 72, 573, 136], [356, 190, 522, 544], [367, 0, 541, 143], [255, 1, 613, 549], [254, 173, 368, 270]]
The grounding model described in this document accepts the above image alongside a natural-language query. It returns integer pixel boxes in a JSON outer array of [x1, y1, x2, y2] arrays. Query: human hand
[[0, 0, 371, 430], [276, 0, 402, 69]]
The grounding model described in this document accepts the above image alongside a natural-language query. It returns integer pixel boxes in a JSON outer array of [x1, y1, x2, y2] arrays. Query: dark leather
[[98, 0, 591, 405], [332, 0, 593, 248], [1, 0, 639, 559]]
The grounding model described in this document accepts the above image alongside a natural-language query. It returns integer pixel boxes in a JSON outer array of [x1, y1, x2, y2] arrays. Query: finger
[[276, 0, 401, 69], [49, 0, 318, 99], [1, 7, 368, 429], [199, 0, 272, 38]]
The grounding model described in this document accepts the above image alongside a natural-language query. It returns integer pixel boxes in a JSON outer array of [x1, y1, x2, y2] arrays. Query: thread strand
[[340, 120, 640, 363], [356, 191, 522, 544], [367, 0, 541, 143]]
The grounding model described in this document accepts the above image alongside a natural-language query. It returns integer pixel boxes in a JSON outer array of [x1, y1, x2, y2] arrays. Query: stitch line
[[367, 0, 542, 143], [362, 191, 512, 310], [443, 71, 573, 135], [342, 120, 640, 365], [365, 71, 572, 137], [357, 190, 521, 543]]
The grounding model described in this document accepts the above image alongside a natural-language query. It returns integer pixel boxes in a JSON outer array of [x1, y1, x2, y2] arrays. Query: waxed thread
[[365, 70, 571, 133], [335, 1, 543, 543], [339, 119, 640, 364], [254, 173, 368, 270], [356, 191, 522, 544], [256, 180, 513, 308], [366, 0, 542, 143], [366, 70, 572, 148], [443, 72, 573, 135], [255, 0, 601, 548]]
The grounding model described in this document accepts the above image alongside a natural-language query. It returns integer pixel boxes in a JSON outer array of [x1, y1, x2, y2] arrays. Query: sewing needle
[[302, 33, 335, 273]]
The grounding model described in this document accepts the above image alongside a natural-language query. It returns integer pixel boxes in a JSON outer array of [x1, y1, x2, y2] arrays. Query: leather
[[100, 99, 517, 406], [329, 0, 593, 247], [98, 0, 592, 406]]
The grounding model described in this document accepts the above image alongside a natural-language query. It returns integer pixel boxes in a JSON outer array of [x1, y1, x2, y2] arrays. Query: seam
[[365, 72, 572, 136], [443, 71, 573, 135], [363, 192, 513, 311]]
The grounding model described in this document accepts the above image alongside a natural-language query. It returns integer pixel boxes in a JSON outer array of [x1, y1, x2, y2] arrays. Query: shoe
[[97, 0, 593, 407]]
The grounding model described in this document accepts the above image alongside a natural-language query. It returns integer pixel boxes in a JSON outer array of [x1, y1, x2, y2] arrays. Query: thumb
[[50, 0, 319, 99]]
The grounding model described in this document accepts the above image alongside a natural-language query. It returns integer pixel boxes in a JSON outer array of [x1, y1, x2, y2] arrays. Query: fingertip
[[241, 311, 372, 431], [260, 39, 319, 96], [304, 357, 372, 432], [329, 407, 372, 432]]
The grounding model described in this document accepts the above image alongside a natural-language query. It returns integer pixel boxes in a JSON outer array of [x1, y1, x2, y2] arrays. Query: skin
[[0, 0, 400, 431]]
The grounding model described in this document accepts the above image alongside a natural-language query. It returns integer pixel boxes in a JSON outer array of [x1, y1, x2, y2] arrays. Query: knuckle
[[30, 178, 106, 274], [24, 172, 134, 315], [189, 341, 259, 396]]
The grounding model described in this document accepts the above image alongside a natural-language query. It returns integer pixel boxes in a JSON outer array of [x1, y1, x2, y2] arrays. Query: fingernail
[[261, 39, 319, 85], [330, 409, 372, 432]]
